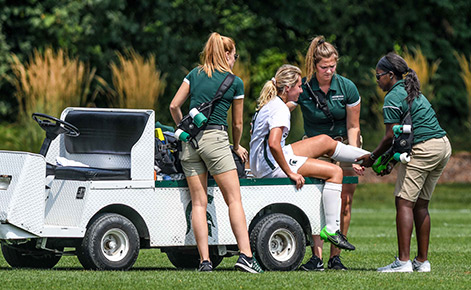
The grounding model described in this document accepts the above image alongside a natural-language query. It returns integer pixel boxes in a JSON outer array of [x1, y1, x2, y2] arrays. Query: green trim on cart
[[155, 176, 358, 188]]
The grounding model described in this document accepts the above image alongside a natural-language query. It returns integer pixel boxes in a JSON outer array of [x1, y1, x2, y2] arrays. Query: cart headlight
[[0, 175, 11, 190]]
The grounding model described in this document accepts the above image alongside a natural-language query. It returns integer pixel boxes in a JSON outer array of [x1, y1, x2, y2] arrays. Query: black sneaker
[[198, 260, 213, 272], [320, 227, 355, 251], [235, 253, 264, 273], [300, 255, 324, 271], [328, 255, 347, 270]]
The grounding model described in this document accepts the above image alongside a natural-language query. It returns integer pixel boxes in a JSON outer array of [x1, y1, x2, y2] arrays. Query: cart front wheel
[[77, 213, 139, 270], [1, 240, 62, 269]]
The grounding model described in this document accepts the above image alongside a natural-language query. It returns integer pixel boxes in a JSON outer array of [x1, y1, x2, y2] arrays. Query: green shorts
[[394, 136, 451, 202], [180, 129, 236, 177]]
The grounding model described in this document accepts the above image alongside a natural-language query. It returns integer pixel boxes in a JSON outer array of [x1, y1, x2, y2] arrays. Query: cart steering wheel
[[32, 113, 80, 138]]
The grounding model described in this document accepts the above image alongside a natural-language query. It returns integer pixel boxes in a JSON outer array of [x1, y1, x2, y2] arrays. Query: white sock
[[322, 182, 342, 233], [331, 142, 370, 164]]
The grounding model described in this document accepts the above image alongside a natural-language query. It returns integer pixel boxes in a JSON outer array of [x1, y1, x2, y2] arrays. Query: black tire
[[166, 248, 224, 269], [77, 213, 140, 270], [250, 213, 306, 271], [1, 240, 62, 269]]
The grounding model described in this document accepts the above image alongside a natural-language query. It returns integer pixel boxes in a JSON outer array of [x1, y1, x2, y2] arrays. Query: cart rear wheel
[[77, 213, 140, 270], [1, 240, 62, 269], [250, 213, 305, 271]]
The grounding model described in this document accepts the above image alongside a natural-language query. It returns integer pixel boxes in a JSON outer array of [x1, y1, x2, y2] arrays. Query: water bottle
[[175, 129, 190, 142], [393, 124, 412, 137], [190, 108, 207, 128], [394, 152, 411, 164]]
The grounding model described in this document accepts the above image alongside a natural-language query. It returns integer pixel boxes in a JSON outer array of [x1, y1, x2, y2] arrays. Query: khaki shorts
[[394, 136, 451, 202], [180, 129, 236, 177], [315, 135, 363, 171]]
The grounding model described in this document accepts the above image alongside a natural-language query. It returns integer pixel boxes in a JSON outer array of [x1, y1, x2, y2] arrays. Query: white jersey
[[249, 97, 291, 178]]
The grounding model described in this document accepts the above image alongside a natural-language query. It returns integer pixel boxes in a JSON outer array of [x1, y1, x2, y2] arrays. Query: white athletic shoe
[[412, 257, 431, 272], [377, 258, 413, 272]]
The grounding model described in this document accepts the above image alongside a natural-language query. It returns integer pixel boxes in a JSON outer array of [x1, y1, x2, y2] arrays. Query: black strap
[[305, 80, 335, 131], [209, 73, 236, 106], [263, 135, 276, 170], [178, 73, 235, 149]]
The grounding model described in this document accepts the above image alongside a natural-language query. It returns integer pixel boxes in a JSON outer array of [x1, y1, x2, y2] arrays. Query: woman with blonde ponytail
[[170, 32, 263, 273], [250, 65, 370, 255], [289, 35, 363, 271]]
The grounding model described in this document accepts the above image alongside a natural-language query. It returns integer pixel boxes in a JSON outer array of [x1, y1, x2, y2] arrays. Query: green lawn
[[1, 183, 470, 289]]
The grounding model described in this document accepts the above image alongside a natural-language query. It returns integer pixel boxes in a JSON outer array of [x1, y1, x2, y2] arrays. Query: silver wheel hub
[[269, 229, 296, 262], [101, 228, 129, 262]]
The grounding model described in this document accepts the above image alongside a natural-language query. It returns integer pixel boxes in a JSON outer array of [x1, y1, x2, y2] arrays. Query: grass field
[[0, 183, 470, 289]]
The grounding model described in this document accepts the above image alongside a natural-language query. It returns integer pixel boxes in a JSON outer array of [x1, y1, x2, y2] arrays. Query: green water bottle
[[175, 129, 190, 142], [190, 108, 207, 128]]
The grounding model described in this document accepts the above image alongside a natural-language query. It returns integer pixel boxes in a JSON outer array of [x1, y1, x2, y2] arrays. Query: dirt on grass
[[359, 152, 471, 184]]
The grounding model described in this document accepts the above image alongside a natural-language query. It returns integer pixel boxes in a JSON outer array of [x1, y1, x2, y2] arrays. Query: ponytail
[[381, 53, 421, 103], [256, 64, 301, 111], [404, 68, 420, 103], [200, 32, 235, 77], [305, 35, 339, 82]]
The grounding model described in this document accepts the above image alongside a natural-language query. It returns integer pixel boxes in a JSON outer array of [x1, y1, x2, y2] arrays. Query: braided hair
[[377, 52, 421, 103]]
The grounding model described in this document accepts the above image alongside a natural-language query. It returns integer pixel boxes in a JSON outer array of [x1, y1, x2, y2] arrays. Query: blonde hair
[[199, 32, 235, 77], [256, 64, 301, 111], [305, 35, 339, 82]]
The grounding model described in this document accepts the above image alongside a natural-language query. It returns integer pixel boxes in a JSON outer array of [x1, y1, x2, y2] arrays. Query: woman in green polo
[[289, 36, 363, 271], [170, 32, 262, 273], [358, 52, 451, 272]]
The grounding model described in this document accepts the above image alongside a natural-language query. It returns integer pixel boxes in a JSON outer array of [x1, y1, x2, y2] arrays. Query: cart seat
[[54, 166, 130, 181]]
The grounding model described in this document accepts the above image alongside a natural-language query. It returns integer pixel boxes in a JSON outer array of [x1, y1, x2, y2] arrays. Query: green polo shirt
[[185, 67, 244, 127], [298, 74, 361, 138], [383, 80, 446, 144]]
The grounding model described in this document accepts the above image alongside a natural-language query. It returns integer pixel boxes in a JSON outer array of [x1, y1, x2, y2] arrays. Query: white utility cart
[[0, 108, 356, 271]]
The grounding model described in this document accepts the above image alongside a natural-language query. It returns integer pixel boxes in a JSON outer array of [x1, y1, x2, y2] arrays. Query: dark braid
[[385, 52, 421, 103], [404, 68, 420, 102]]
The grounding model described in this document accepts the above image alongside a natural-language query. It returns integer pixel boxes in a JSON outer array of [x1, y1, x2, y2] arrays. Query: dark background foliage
[[0, 0, 470, 150]]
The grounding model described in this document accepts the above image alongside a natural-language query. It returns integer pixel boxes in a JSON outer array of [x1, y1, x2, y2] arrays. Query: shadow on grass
[[0, 265, 379, 272]]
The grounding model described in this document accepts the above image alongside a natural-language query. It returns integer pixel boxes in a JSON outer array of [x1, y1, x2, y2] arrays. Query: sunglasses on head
[[234, 54, 239, 61]]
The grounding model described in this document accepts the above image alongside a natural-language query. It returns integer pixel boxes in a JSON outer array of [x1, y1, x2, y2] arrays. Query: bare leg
[[213, 169, 252, 257], [297, 158, 343, 184], [312, 236, 324, 259], [291, 134, 338, 158], [413, 198, 430, 262], [396, 196, 415, 261], [186, 173, 209, 262]]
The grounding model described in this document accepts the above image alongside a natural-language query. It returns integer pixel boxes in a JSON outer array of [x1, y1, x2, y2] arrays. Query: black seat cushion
[[54, 166, 131, 181], [46, 163, 57, 176], [64, 110, 150, 155]]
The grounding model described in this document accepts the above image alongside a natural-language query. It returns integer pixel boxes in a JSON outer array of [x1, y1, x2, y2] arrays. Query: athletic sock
[[331, 142, 370, 164], [322, 182, 342, 233]]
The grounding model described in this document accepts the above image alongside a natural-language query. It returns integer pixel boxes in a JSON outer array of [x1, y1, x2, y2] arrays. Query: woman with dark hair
[[357, 52, 451, 272], [170, 32, 262, 273], [288, 36, 363, 271]]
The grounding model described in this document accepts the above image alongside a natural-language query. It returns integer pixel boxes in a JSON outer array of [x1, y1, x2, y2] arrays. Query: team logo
[[331, 95, 345, 101], [185, 194, 215, 237], [289, 159, 298, 166]]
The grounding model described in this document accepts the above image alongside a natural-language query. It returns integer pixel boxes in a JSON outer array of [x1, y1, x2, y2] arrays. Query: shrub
[[100, 50, 166, 110], [7, 47, 96, 152]]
